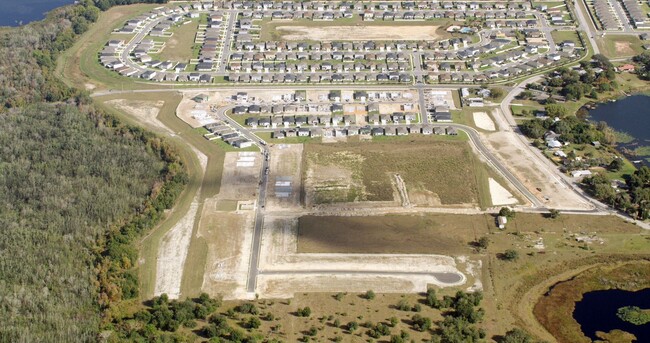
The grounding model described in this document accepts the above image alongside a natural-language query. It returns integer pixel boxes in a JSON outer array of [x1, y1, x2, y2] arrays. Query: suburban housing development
[[36, 0, 650, 341]]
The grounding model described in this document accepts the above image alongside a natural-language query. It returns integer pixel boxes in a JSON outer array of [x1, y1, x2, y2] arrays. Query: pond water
[[0, 0, 72, 27], [588, 94, 650, 167], [573, 288, 650, 341]]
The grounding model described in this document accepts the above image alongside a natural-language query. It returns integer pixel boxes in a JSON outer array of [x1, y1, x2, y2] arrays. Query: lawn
[[302, 136, 488, 206], [597, 35, 645, 59], [510, 104, 544, 116], [551, 30, 583, 46]]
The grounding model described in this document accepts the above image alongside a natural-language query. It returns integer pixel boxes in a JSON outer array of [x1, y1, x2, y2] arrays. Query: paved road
[[498, 75, 610, 212], [573, 0, 601, 54], [215, 105, 269, 294], [217, 10, 237, 73]]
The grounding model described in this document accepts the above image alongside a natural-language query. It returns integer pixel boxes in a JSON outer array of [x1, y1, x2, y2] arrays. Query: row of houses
[[227, 1, 534, 12], [194, 13, 227, 71], [243, 112, 420, 128], [621, 0, 649, 28], [592, 0, 620, 30], [270, 125, 458, 139], [226, 72, 412, 83], [232, 36, 469, 53], [229, 61, 411, 73], [204, 122, 254, 148], [428, 51, 579, 82], [233, 8, 535, 23]]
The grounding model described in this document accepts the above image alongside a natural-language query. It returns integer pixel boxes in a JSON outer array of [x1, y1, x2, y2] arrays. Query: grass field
[[257, 17, 458, 41], [597, 34, 645, 59], [94, 91, 229, 299], [551, 30, 583, 46], [156, 19, 200, 62], [302, 136, 489, 206]]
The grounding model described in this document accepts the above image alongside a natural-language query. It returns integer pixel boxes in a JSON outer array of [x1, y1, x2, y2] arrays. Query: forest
[[0, 0, 183, 341]]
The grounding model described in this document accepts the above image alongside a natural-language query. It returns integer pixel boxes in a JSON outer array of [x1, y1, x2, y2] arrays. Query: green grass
[[511, 104, 544, 116], [156, 19, 200, 62], [551, 30, 583, 46], [303, 135, 492, 206], [597, 35, 645, 59]]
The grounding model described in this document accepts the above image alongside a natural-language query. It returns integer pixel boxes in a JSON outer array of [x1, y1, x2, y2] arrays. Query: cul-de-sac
[[3, 0, 650, 342]]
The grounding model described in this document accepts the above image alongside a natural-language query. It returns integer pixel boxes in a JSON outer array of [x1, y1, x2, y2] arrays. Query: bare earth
[[488, 178, 518, 206], [614, 41, 635, 55], [276, 25, 441, 41], [105, 99, 170, 133], [473, 112, 496, 131], [154, 196, 201, 299]]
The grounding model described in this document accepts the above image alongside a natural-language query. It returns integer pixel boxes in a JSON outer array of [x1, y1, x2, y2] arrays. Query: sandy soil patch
[[614, 41, 635, 55], [276, 25, 441, 41], [219, 152, 261, 199], [154, 196, 201, 299], [105, 99, 171, 133], [473, 112, 496, 131], [488, 178, 518, 206], [343, 104, 367, 115], [199, 200, 254, 300]]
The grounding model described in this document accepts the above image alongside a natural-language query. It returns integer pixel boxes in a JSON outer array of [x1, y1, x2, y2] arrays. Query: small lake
[[0, 0, 72, 27], [573, 288, 650, 341], [588, 94, 650, 167]]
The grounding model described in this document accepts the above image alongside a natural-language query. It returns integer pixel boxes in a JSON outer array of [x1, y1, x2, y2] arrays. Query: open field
[[275, 25, 444, 41], [258, 17, 456, 41], [154, 19, 200, 62], [302, 136, 485, 206], [597, 34, 644, 59], [297, 214, 493, 255], [551, 30, 583, 46]]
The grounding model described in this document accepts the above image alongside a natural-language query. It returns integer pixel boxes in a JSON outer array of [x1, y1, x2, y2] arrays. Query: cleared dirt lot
[[302, 137, 482, 206], [297, 214, 492, 255], [105, 99, 169, 132], [275, 25, 442, 41]]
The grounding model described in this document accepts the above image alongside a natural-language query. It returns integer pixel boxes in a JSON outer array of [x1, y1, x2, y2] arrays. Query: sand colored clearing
[[154, 197, 201, 299], [473, 112, 496, 131], [488, 178, 518, 206], [276, 25, 441, 41], [615, 41, 635, 55], [105, 99, 170, 133]]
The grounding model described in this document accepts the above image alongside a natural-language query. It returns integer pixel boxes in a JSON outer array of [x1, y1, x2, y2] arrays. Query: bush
[[364, 290, 376, 300], [296, 307, 311, 317], [502, 249, 519, 261]]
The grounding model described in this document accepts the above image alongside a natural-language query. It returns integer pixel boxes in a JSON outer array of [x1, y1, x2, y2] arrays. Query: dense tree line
[[0, 0, 186, 341], [92, 0, 168, 11], [583, 166, 650, 219]]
